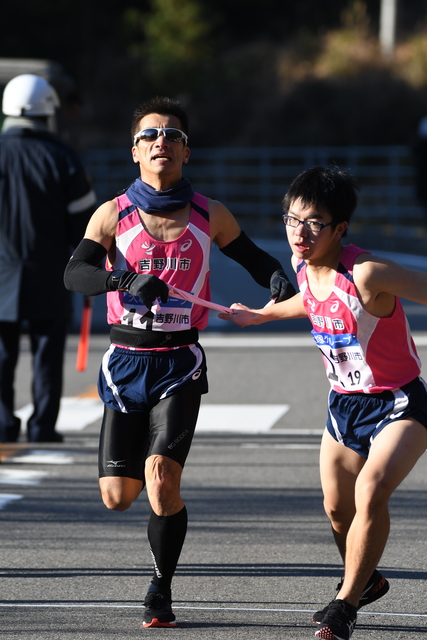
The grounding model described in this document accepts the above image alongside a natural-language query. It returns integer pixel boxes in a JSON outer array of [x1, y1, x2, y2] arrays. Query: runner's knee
[[323, 498, 355, 529], [99, 477, 142, 511], [354, 476, 392, 513], [145, 455, 183, 514]]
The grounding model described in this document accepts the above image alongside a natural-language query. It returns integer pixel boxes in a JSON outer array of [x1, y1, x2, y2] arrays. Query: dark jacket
[[0, 127, 96, 320]]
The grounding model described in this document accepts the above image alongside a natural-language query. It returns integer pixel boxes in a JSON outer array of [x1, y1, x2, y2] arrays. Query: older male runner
[[64, 96, 295, 628]]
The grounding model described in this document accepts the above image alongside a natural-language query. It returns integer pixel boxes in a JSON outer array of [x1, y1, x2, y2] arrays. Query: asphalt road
[[1, 332, 427, 639]]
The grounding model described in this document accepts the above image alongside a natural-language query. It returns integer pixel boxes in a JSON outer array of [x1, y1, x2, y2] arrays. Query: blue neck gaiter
[[125, 177, 194, 214]]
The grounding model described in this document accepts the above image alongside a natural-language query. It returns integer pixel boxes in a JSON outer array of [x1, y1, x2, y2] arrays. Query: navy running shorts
[[98, 343, 208, 413], [326, 376, 427, 458]]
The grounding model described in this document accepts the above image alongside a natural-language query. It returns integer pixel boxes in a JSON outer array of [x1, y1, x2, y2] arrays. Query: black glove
[[270, 269, 296, 303], [110, 271, 169, 308]]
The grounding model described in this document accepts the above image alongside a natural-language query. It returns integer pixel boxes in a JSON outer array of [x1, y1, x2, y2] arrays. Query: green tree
[[125, 0, 216, 93]]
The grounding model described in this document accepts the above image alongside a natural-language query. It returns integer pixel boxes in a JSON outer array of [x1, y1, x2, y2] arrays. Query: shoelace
[[145, 593, 168, 606], [324, 600, 355, 625]]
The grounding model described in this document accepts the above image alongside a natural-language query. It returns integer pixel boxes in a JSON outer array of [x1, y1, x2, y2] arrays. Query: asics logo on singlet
[[106, 459, 126, 468], [307, 298, 316, 311], [141, 241, 156, 254], [330, 301, 339, 313], [192, 369, 202, 380], [180, 239, 192, 252]]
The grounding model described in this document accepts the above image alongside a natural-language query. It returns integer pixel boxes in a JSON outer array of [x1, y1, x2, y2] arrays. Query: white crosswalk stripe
[[16, 397, 104, 432], [0, 468, 50, 485], [197, 404, 289, 433]]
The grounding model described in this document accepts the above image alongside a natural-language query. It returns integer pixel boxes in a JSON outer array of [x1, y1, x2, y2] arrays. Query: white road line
[[13, 400, 320, 435], [0, 469, 50, 485], [246, 429, 324, 435], [197, 405, 289, 433], [0, 603, 425, 618], [7, 450, 75, 465], [242, 443, 320, 449], [16, 397, 104, 432], [14, 402, 291, 435], [201, 335, 314, 348], [200, 334, 427, 348]]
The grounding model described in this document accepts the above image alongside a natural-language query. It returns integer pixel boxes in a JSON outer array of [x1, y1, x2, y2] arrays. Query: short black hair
[[282, 166, 359, 235], [131, 96, 189, 142]]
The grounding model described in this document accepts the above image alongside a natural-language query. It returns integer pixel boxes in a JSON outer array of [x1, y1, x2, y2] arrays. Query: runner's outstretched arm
[[218, 292, 307, 327]]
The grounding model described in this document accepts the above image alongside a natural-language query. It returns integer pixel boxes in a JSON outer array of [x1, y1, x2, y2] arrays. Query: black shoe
[[2, 417, 21, 443], [315, 599, 357, 640], [45, 431, 64, 443], [142, 592, 176, 628], [312, 570, 389, 624], [27, 431, 64, 443]]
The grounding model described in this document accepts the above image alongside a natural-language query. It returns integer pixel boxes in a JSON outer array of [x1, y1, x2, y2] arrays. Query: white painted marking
[[201, 334, 314, 348], [242, 443, 320, 449], [197, 404, 289, 433], [0, 469, 49, 485], [0, 493, 23, 509], [201, 333, 427, 348], [8, 450, 74, 465], [16, 397, 104, 432], [0, 603, 425, 619], [270, 429, 324, 435]]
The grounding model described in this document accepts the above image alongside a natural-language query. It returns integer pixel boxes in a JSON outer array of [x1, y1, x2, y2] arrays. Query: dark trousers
[[0, 319, 68, 442]]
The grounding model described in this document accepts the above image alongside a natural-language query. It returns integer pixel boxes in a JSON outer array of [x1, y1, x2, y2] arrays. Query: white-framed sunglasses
[[133, 127, 188, 145]]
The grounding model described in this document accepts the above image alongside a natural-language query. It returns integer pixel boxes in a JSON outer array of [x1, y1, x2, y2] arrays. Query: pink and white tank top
[[106, 192, 211, 332], [296, 244, 420, 394]]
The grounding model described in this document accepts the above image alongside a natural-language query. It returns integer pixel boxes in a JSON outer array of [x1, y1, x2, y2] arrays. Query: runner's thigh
[[147, 379, 203, 468], [98, 405, 150, 480]]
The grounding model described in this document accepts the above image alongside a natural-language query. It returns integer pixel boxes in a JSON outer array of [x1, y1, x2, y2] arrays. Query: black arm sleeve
[[219, 231, 290, 285], [64, 238, 113, 296], [64, 239, 170, 305], [220, 231, 296, 301]]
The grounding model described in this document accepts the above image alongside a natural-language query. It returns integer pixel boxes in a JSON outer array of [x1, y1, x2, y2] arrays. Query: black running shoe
[[315, 599, 357, 640], [142, 592, 176, 628], [312, 570, 389, 624]]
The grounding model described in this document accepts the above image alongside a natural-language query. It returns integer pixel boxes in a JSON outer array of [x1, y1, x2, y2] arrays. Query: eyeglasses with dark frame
[[282, 214, 335, 233], [133, 127, 188, 146]]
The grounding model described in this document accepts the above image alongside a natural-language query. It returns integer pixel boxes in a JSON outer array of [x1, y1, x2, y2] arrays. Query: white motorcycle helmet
[[2, 74, 60, 117]]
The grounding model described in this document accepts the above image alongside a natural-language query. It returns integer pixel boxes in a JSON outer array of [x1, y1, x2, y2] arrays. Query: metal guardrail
[[83, 146, 427, 251]]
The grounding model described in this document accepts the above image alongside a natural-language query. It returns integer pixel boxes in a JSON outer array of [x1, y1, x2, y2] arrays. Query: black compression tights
[[147, 506, 188, 596]]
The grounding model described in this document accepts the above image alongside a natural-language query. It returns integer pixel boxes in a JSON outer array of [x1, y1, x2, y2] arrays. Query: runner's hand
[[218, 303, 259, 327], [127, 274, 169, 308], [270, 269, 296, 303]]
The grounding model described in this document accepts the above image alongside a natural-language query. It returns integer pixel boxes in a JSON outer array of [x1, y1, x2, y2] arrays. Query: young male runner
[[219, 166, 427, 640], [64, 96, 295, 628]]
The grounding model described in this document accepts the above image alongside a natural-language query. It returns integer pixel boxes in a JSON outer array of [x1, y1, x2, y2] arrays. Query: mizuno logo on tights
[[107, 459, 126, 468]]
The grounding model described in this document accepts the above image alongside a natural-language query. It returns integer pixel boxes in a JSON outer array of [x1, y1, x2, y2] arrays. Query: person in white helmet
[[0, 74, 97, 443]]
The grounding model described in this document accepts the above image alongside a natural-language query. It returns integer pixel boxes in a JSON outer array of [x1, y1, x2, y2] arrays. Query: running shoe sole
[[142, 618, 177, 628]]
